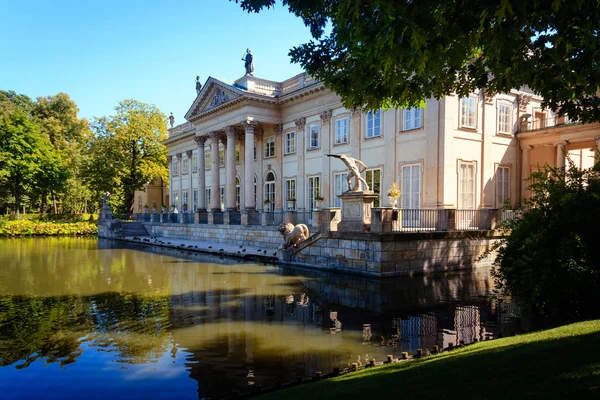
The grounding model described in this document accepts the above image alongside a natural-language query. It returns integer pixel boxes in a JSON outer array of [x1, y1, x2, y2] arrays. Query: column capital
[[553, 140, 567, 147], [320, 110, 332, 123], [193, 135, 207, 147], [167, 155, 173, 162], [351, 106, 363, 117], [242, 120, 258, 134], [294, 117, 306, 130], [521, 145, 533, 151], [595, 136, 600, 146], [224, 126, 237, 137], [517, 94, 532, 112], [483, 89, 494, 104], [185, 150, 193, 158], [176, 153, 182, 160], [208, 131, 220, 142], [273, 124, 283, 135]]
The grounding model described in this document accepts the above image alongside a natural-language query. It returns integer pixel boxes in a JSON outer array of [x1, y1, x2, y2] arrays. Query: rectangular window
[[460, 97, 477, 129], [403, 108, 422, 131], [498, 104, 512, 134], [366, 110, 381, 138], [193, 189, 198, 211], [182, 156, 189, 175], [205, 151, 211, 170], [173, 159, 179, 176], [401, 164, 421, 209], [236, 179, 240, 209], [235, 145, 240, 164], [264, 137, 275, 158], [308, 176, 321, 211], [308, 124, 319, 149], [219, 149, 224, 167], [335, 118, 348, 144], [496, 166, 510, 207], [458, 162, 476, 209], [182, 190, 189, 207], [333, 172, 348, 207], [192, 153, 198, 173], [220, 187, 225, 211], [285, 131, 296, 154], [173, 191, 179, 207], [365, 168, 381, 207], [254, 146, 257, 161], [285, 179, 296, 210], [205, 188, 211, 208]]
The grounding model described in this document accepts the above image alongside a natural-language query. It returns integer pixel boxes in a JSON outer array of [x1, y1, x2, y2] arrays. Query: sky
[[0, 0, 314, 123]]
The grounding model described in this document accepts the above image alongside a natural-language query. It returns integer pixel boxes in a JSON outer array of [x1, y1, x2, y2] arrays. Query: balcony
[[519, 115, 580, 133], [168, 121, 194, 138]]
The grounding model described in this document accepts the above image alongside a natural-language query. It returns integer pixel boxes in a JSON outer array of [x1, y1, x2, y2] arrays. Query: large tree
[[87, 100, 168, 213], [235, 0, 600, 122]]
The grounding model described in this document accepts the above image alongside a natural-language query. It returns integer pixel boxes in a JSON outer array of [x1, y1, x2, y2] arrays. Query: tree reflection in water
[[0, 238, 521, 399]]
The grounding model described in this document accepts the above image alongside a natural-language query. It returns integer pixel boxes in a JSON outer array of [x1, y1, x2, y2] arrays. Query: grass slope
[[260, 320, 600, 399]]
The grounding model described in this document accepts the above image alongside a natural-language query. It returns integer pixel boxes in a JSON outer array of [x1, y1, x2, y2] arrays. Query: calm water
[[0, 238, 521, 399]]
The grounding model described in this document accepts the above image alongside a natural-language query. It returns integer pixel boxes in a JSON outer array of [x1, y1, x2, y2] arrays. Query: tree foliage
[[87, 100, 168, 213], [492, 160, 600, 328], [235, 0, 600, 121]]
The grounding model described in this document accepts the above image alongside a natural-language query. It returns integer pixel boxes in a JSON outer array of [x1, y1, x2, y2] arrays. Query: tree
[[87, 100, 168, 213], [235, 0, 600, 122], [492, 160, 600, 328]]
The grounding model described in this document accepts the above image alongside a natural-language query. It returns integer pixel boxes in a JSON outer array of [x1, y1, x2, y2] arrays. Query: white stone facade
[[164, 72, 598, 214]]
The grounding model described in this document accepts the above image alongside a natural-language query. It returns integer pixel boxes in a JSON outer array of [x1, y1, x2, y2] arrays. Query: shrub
[[492, 160, 600, 328], [0, 220, 98, 237]]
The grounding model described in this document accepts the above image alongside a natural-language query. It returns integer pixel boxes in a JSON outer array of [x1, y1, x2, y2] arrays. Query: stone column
[[176, 153, 183, 210], [521, 145, 532, 201], [295, 117, 306, 210], [225, 126, 237, 210], [243, 121, 257, 210], [554, 141, 566, 169], [320, 110, 332, 207], [595, 137, 600, 165], [167, 155, 173, 207], [194, 136, 207, 211], [186, 150, 193, 211], [209, 132, 221, 211]]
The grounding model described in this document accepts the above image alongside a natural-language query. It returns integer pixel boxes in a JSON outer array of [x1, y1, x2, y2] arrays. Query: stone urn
[[388, 196, 398, 208]]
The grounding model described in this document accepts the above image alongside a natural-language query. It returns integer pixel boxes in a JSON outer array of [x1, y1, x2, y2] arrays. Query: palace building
[[163, 72, 599, 216]]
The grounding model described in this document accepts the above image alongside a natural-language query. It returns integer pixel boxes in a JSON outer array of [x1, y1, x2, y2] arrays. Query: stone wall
[[145, 223, 282, 249], [286, 230, 500, 277], [144, 222, 500, 277]]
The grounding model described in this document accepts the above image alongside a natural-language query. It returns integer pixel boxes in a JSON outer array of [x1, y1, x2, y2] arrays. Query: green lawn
[[260, 320, 600, 399]]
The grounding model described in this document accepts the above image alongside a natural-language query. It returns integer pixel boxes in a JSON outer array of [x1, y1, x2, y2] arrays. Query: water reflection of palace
[[163, 259, 521, 399]]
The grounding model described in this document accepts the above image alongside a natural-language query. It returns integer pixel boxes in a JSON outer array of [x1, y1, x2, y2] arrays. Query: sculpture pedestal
[[337, 190, 378, 232]]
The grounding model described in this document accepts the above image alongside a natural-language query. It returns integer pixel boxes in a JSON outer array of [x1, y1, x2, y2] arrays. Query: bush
[[0, 213, 98, 223], [0, 220, 98, 237], [492, 160, 600, 328]]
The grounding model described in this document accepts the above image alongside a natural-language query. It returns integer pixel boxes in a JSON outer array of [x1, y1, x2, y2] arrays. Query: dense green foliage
[[0, 91, 168, 214], [0, 220, 97, 237], [492, 161, 600, 328], [259, 320, 600, 399], [235, 0, 600, 121], [86, 100, 168, 213]]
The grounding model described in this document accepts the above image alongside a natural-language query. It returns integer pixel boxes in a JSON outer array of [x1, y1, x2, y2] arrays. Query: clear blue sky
[[0, 0, 313, 123]]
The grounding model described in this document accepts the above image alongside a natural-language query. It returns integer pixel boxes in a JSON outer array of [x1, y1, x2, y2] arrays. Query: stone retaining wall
[[285, 230, 500, 276], [145, 223, 282, 249], [144, 223, 500, 277]]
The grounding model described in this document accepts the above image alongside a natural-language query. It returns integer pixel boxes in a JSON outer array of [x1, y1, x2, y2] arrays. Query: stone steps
[[121, 222, 150, 237]]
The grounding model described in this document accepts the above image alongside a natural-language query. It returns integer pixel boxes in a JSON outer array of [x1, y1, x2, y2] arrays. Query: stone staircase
[[120, 222, 150, 237]]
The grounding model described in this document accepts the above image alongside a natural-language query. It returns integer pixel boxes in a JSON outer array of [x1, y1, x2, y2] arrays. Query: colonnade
[[169, 121, 258, 213]]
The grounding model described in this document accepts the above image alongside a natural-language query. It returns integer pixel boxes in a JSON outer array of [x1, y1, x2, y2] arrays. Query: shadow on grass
[[259, 320, 600, 400]]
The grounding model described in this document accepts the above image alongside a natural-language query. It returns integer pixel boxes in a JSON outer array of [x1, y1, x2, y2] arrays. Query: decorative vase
[[388, 196, 398, 208], [152, 206, 157, 213], [286, 200, 296, 210], [161, 206, 166, 213], [315, 200, 323, 210]]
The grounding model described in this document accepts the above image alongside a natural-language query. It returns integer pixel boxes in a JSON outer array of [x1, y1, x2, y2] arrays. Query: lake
[[0, 237, 521, 399]]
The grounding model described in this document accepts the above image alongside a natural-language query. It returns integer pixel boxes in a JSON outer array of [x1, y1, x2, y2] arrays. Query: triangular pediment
[[185, 78, 246, 120]]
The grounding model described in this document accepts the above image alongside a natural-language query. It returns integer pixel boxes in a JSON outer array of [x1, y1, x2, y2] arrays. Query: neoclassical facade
[[164, 72, 599, 214]]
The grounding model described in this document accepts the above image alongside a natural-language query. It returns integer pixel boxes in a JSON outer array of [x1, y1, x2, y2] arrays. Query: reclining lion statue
[[278, 222, 309, 250]]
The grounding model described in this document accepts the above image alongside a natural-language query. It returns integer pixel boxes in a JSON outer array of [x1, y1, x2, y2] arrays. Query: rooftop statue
[[327, 154, 370, 191], [169, 112, 175, 128], [242, 49, 254, 76]]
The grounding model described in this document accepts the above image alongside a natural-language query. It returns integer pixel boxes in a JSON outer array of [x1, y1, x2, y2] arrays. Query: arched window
[[264, 172, 276, 211]]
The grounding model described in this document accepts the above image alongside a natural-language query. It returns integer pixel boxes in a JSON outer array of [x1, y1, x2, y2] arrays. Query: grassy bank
[[260, 320, 600, 399], [0, 220, 97, 237]]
